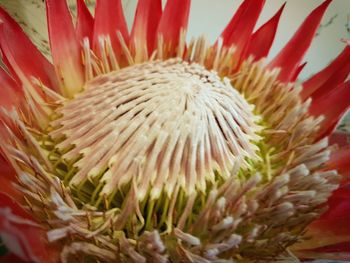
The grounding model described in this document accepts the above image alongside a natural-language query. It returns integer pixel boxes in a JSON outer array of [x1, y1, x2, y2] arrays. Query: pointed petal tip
[[220, 0, 265, 59], [268, 0, 332, 82], [93, 0, 129, 59], [157, 0, 191, 51], [317, 0, 333, 11], [131, 0, 162, 55], [76, 0, 94, 43], [311, 80, 350, 137], [278, 2, 287, 15], [245, 2, 286, 61], [291, 62, 307, 82], [302, 44, 350, 100]]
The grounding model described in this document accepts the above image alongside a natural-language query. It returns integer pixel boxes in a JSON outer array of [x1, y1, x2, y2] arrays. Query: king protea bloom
[[0, 0, 349, 262]]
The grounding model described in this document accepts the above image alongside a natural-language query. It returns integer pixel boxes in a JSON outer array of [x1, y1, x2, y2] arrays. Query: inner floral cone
[[47, 59, 261, 202]]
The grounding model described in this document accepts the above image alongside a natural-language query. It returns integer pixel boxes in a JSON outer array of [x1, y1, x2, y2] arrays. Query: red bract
[[130, 0, 162, 55], [244, 3, 285, 62], [302, 45, 350, 100], [76, 0, 94, 44], [267, 0, 332, 83], [93, 0, 129, 63], [220, 0, 265, 62], [156, 0, 190, 54], [46, 0, 85, 97]]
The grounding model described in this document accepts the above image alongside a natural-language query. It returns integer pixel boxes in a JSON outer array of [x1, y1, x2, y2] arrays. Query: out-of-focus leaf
[[0, 0, 98, 60], [0, 0, 51, 58]]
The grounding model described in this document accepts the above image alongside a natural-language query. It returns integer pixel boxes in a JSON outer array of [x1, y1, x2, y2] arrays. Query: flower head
[[0, 0, 349, 262]]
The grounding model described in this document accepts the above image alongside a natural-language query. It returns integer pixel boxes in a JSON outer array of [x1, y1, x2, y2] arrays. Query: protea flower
[[0, 0, 349, 262]]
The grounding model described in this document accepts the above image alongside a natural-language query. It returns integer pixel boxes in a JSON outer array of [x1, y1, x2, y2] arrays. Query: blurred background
[[0, 0, 349, 80], [0, 0, 349, 126], [125, 0, 350, 80]]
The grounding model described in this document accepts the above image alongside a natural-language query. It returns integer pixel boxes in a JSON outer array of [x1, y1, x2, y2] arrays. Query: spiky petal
[[131, 0, 162, 57], [268, 0, 332, 83], [302, 44, 350, 100], [291, 62, 307, 82], [76, 0, 94, 43], [245, 3, 285, 61], [220, 0, 265, 59], [156, 0, 191, 52], [93, 0, 129, 62], [46, 0, 84, 97], [310, 81, 350, 137]]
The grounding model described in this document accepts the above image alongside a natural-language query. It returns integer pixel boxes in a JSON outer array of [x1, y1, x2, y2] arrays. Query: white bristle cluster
[[50, 58, 261, 200]]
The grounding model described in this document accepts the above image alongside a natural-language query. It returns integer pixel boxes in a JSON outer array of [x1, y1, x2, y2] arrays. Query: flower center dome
[[47, 58, 261, 206]]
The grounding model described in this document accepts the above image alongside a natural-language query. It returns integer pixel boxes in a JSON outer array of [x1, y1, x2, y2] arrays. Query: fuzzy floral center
[[44, 59, 261, 207]]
